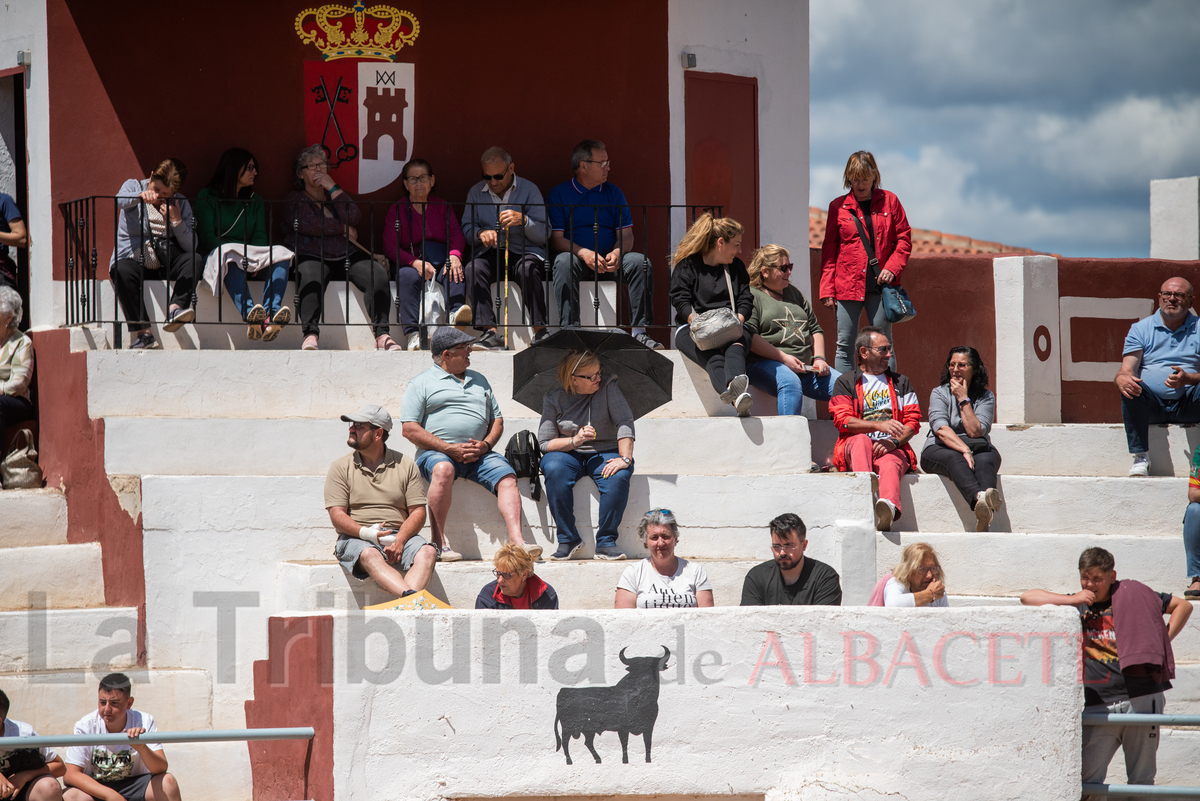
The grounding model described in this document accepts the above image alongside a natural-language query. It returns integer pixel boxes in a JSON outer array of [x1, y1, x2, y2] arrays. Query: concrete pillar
[[992, 255, 1061, 424], [1150, 177, 1200, 260]]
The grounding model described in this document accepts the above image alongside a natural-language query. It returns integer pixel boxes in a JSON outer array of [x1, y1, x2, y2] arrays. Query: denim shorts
[[416, 450, 515, 495], [335, 533, 430, 580]]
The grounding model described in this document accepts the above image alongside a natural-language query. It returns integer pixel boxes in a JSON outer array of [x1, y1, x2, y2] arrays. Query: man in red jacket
[[828, 327, 921, 531]]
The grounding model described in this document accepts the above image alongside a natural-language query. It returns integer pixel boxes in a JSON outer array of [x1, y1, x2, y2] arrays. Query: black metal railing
[[60, 196, 721, 348]]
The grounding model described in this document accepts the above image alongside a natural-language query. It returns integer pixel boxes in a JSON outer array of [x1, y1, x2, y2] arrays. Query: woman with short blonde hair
[[885, 542, 947, 607], [475, 542, 559, 609]]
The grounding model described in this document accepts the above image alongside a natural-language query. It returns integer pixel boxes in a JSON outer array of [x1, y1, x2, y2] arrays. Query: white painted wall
[[0, 0, 51, 329], [324, 607, 1081, 800], [667, 0, 810, 291], [993, 255, 1061, 424], [1150, 176, 1200, 260]]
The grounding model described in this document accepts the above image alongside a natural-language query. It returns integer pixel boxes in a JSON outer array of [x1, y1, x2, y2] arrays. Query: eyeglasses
[[918, 565, 940, 575], [771, 542, 802, 553], [492, 570, 516, 579], [1160, 291, 1191, 300], [482, 168, 510, 181], [303, 162, 329, 171], [349, 422, 376, 431], [869, 345, 894, 354], [405, 174, 432, 184], [777, 263, 794, 274], [582, 159, 611, 168], [572, 371, 602, 381], [245, 163, 258, 173]]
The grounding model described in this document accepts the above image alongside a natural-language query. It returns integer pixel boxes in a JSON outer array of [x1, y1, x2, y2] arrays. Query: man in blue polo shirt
[[547, 139, 661, 349], [1116, 276, 1200, 476], [401, 327, 544, 562]]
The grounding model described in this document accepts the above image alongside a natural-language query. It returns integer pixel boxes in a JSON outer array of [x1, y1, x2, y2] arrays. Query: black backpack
[[504, 430, 543, 501]]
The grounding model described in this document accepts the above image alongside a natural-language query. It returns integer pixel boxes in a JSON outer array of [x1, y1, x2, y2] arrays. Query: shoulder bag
[[689, 265, 744, 350], [850, 207, 916, 324], [1, 428, 43, 489]]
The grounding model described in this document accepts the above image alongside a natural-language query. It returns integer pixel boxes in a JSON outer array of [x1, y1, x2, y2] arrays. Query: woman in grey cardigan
[[920, 346, 1003, 531], [539, 350, 635, 561]]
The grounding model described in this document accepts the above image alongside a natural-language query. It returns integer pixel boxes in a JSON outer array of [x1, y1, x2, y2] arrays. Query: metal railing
[[1081, 712, 1200, 797], [60, 195, 721, 348]]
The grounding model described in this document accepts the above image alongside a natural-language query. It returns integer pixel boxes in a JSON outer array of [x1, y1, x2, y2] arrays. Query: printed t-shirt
[[324, 448, 427, 527], [1190, 445, 1200, 492], [860, 372, 893, 440], [1080, 590, 1172, 707], [617, 558, 711, 608], [0, 718, 55, 777], [67, 710, 161, 782]]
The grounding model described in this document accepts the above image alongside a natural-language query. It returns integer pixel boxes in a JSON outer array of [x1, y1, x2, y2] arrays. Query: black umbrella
[[512, 328, 674, 419]]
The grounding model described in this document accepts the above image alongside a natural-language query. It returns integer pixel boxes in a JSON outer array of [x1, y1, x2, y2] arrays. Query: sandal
[[1186, 578, 1200, 598], [376, 333, 402, 351]]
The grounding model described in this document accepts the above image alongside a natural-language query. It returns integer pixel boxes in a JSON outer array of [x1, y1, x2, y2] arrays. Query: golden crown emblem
[[295, 2, 419, 61]]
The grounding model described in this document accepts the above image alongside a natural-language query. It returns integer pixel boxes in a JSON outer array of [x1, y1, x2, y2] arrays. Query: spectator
[[741, 512, 842, 606], [384, 158, 471, 351], [401, 327, 542, 562], [547, 139, 660, 349], [829, 327, 921, 532], [325, 404, 434, 598], [1020, 547, 1192, 797], [1184, 445, 1200, 598], [284, 145, 396, 351], [745, 243, 839, 416], [878, 543, 948, 608], [0, 191, 26, 292], [1115, 277, 1200, 477], [475, 542, 559, 609], [195, 147, 293, 341], [64, 672, 182, 801], [0, 688, 67, 801], [615, 509, 713, 608], [0, 287, 33, 449], [818, 150, 911, 374], [668, 214, 755, 417], [462, 147, 549, 350], [920, 346, 1003, 531], [110, 158, 198, 350], [539, 350, 635, 561]]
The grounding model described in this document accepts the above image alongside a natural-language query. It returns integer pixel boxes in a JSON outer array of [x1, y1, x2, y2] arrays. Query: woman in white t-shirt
[[614, 509, 714, 609], [883, 542, 949, 608]]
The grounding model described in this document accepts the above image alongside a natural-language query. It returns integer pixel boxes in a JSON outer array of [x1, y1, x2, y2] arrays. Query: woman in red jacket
[[818, 151, 912, 375]]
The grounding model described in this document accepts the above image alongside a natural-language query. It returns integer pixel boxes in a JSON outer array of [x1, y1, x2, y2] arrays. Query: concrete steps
[[1, 544, 106, 610], [0, 607, 139, 672], [0, 489, 68, 547]]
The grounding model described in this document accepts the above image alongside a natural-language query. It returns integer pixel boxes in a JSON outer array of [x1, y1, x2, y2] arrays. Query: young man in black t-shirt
[[740, 513, 842, 606], [1021, 547, 1192, 794]]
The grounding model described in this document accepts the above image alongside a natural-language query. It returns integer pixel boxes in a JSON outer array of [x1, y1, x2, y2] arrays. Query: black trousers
[[920, 441, 1002, 508], [0, 395, 33, 447], [674, 326, 751, 394], [466, 250, 547, 328], [296, 257, 391, 338], [111, 252, 198, 333]]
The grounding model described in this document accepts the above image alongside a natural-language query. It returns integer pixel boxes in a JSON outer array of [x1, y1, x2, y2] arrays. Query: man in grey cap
[[324, 403, 436, 597], [401, 327, 543, 561]]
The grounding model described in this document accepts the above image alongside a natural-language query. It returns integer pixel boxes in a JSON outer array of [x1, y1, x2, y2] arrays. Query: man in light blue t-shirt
[[400, 327, 543, 562], [1116, 277, 1200, 476]]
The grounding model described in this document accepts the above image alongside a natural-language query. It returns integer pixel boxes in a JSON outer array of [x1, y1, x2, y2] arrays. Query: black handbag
[[959, 435, 991, 454], [850, 205, 916, 324], [504, 430, 543, 501]]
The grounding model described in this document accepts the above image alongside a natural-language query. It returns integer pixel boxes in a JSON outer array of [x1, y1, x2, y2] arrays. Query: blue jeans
[[1184, 503, 1200, 579], [835, 295, 894, 374], [542, 450, 632, 546], [223, 260, 291, 320], [396, 262, 466, 336], [1121, 382, 1200, 453], [746, 358, 841, 415]]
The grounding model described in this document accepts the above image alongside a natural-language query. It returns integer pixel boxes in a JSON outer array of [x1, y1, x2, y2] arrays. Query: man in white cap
[[325, 403, 435, 597], [401, 326, 543, 561]]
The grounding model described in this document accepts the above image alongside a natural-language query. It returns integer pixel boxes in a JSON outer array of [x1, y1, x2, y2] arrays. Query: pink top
[[382, 196, 466, 267]]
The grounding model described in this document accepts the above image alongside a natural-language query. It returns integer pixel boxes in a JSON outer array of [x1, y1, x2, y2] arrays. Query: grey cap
[[340, 404, 392, 432], [429, 326, 480, 356]]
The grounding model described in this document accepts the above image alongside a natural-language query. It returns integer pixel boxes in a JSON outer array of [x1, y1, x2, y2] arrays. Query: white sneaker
[[1129, 452, 1150, 477], [450, 304, 473, 328], [405, 332, 422, 351], [874, 498, 895, 531], [720, 374, 749, 404], [734, 391, 753, 417], [975, 492, 993, 532]]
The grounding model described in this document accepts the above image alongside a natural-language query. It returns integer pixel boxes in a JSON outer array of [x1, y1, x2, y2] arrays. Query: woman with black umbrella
[[539, 349, 636, 561]]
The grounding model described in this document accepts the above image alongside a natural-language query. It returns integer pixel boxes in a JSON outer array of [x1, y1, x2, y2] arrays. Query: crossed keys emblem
[[312, 76, 358, 167]]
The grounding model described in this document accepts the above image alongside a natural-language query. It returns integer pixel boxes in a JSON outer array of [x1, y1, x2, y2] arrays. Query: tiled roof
[[808, 206, 1046, 255]]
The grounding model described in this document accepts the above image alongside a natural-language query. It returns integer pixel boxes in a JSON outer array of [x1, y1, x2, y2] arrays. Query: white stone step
[[1, 544, 105, 610], [104, 416, 814, 477], [896, 474, 1186, 535], [86, 349, 759, 420], [278, 559, 767, 611], [0, 489, 68, 547], [0, 607, 139, 672]]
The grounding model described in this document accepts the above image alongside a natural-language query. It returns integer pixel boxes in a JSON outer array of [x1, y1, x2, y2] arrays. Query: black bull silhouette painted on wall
[[554, 646, 670, 764]]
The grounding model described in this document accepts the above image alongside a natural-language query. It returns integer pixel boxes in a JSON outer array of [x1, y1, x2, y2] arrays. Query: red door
[[685, 71, 759, 248]]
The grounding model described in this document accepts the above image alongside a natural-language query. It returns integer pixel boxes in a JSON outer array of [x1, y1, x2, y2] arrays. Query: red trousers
[[844, 434, 910, 518]]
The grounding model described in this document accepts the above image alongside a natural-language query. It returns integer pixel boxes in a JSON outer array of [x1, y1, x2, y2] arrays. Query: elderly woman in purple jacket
[[284, 145, 397, 351]]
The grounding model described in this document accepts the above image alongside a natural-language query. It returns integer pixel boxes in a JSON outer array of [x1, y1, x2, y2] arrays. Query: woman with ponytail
[[668, 214, 755, 416]]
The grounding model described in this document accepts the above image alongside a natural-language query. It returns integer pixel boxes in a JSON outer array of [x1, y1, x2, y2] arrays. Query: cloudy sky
[[809, 0, 1200, 257]]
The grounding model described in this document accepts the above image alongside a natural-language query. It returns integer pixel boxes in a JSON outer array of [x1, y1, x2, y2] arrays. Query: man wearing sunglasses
[[1116, 277, 1200, 477], [461, 146, 550, 350], [325, 403, 435, 599]]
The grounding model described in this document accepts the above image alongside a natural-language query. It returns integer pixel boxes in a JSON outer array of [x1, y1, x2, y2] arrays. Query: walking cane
[[502, 223, 512, 349]]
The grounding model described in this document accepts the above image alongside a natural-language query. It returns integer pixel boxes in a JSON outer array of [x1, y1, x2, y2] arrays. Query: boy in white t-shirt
[[62, 674, 181, 801], [0, 689, 66, 801]]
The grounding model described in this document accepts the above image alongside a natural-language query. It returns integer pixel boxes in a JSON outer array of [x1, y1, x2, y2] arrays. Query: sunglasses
[[482, 169, 510, 181], [777, 263, 794, 273]]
